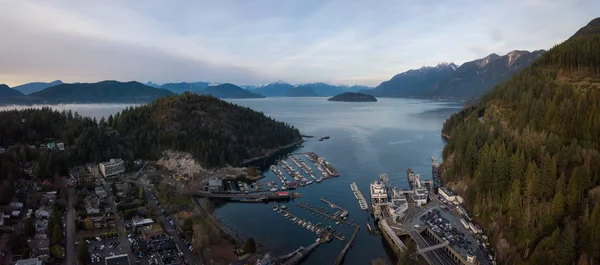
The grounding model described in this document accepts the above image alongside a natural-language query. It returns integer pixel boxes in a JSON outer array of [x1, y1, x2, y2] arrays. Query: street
[[143, 189, 200, 265], [66, 188, 76, 265], [103, 182, 136, 262]]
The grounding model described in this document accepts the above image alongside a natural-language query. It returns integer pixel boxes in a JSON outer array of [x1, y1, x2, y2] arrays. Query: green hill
[[0, 93, 300, 169], [441, 18, 600, 264], [112, 93, 300, 167]]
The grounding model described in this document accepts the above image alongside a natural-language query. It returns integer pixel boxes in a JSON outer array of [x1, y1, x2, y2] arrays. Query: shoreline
[[240, 139, 304, 166]]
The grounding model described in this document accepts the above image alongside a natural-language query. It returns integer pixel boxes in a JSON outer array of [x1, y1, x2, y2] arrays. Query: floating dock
[[320, 198, 349, 217], [350, 182, 368, 210]]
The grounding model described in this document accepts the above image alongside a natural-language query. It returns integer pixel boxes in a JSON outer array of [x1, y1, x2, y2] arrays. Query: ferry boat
[[370, 179, 389, 207]]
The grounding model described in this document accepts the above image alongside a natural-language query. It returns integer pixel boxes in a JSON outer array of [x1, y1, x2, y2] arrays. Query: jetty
[[350, 182, 368, 210], [192, 191, 300, 202], [320, 198, 349, 217], [296, 201, 360, 265]]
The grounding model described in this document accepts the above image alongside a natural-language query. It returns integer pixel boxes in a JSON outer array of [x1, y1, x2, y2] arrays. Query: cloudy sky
[[0, 0, 598, 87]]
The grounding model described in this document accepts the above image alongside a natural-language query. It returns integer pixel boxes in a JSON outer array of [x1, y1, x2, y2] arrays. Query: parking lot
[[87, 238, 127, 263], [419, 205, 494, 265]]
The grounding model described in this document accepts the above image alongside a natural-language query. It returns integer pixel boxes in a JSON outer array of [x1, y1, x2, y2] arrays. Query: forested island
[[440, 18, 600, 264], [328, 92, 377, 102]]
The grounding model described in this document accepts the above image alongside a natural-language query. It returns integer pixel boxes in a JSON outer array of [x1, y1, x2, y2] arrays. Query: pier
[[281, 240, 321, 265], [192, 191, 299, 202], [320, 198, 349, 217], [296, 201, 361, 265], [350, 182, 368, 210]]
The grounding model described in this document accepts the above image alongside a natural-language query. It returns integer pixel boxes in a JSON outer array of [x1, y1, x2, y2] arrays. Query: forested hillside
[[111, 93, 300, 167], [0, 93, 301, 179], [441, 18, 600, 264]]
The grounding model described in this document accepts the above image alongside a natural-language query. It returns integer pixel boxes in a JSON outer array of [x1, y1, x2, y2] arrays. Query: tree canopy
[[441, 18, 600, 264]]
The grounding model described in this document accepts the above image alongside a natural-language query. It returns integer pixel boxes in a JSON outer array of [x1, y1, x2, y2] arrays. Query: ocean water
[[2, 97, 461, 264], [218, 97, 462, 265]]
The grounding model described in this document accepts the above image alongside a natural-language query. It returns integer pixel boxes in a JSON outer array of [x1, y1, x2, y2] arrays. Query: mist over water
[[2, 97, 462, 264], [0, 103, 140, 119]]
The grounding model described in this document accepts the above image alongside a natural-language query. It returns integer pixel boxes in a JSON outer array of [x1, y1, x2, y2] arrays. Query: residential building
[[132, 218, 154, 227], [35, 207, 50, 219], [99, 159, 125, 177], [95, 186, 108, 198], [56, 142, 65, 151]]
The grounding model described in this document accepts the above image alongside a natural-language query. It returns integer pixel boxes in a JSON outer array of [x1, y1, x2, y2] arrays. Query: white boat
[[270, 187, 278, 192], [370, 179, 389, 207]]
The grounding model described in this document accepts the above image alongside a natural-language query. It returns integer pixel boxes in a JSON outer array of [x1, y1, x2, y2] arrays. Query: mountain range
[[12, 80, 64, 95], [200, 83, 264, 98], [27, 81, 174, 103], [0, 84, 25, 99], [1, 50, 544, 103], [365, 50, 546, 100]]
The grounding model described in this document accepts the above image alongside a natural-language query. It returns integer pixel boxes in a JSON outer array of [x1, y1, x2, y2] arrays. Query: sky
[[0, 0, 599, 87]]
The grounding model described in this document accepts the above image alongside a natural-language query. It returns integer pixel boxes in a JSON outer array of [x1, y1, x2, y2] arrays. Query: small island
[[328, 92, 377, 102]]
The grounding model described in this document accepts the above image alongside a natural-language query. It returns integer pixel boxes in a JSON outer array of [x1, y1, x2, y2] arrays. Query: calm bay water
[[2, 97, 461, 264], [220, 97, 461, 265]]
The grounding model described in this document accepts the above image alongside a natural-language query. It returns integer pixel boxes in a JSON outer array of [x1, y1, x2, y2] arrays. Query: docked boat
[[370, 178, 389, 207], [306, 181, 314, 185], [315, 178, 323, 183], [270, 187, 278, 192]]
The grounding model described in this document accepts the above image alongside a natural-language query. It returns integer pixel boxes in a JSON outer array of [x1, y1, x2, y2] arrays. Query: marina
[[350, 182, 368, 210]]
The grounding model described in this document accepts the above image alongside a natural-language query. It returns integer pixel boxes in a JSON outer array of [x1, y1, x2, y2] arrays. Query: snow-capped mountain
[[365, 50, 544, 100]]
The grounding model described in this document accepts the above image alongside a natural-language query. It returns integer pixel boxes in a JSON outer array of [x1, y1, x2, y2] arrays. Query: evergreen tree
[[551, 173, 566, 220]]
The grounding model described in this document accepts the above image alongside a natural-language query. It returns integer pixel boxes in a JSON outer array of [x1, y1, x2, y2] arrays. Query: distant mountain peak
[[437, 62, 458, 70], [272, 80, 290, 85], [477, 53, 500, 68], [506, 50, 529, 67]]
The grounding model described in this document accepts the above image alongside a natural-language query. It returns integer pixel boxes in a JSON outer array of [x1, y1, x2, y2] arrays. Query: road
[[143, 189, 200, 265], [66, 188, 76, 265], [103, 182, 135, 262], [410, 230, 454, 265]]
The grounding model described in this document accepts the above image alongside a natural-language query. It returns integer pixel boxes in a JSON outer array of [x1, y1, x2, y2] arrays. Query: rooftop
[[15, 258, 43, 265], [439, 187, 455, 196], [101, 158, 124, 166], [105, 254, 131, 265]]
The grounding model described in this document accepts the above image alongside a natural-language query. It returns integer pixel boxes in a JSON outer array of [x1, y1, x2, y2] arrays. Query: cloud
[[0, 0, 598, 87]]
